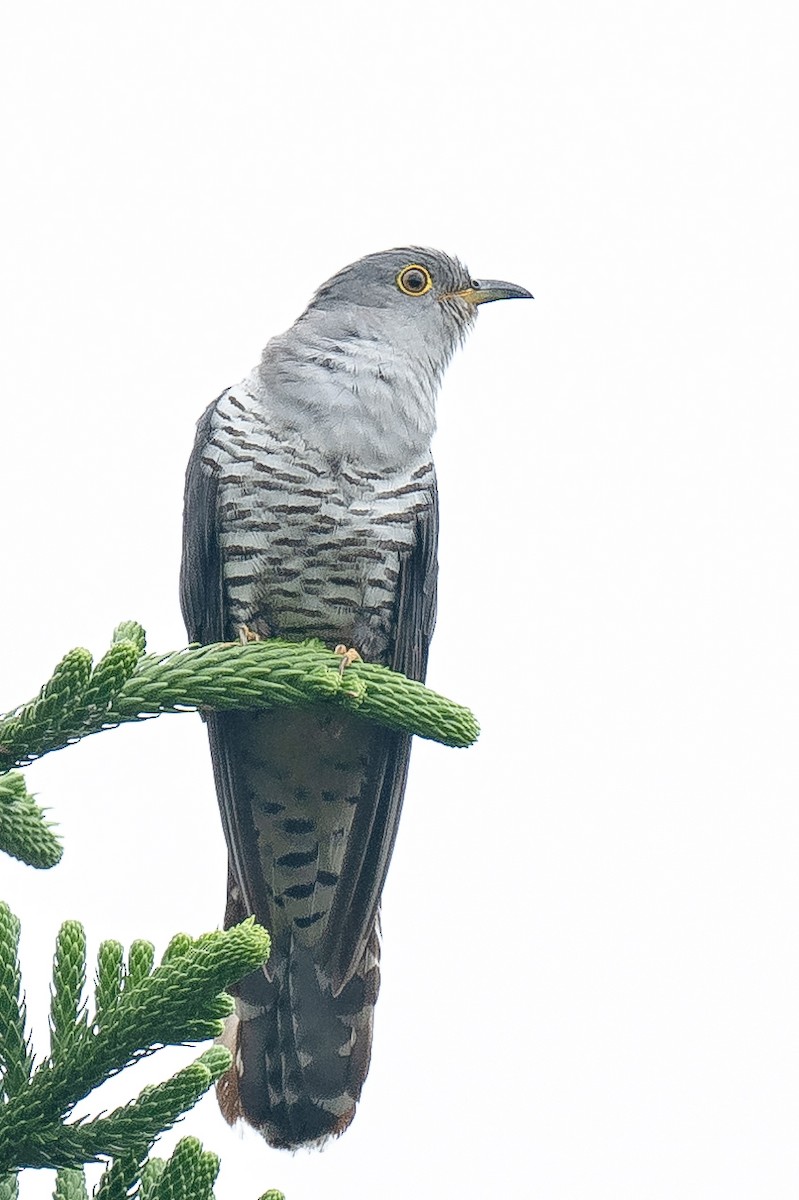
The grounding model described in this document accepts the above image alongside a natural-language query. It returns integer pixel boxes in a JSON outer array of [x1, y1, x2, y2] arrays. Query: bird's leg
[[238, 624, 262, 644], [333, 644, 363, 675]]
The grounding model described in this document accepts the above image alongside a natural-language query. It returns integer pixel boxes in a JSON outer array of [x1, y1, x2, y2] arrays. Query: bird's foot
[[333, 644, 362, 675], [238, 624, 262, 644]]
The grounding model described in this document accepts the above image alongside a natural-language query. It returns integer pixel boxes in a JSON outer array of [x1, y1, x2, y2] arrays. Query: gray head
[[257, 247, 532, 465], [300, 246, 531, 353]]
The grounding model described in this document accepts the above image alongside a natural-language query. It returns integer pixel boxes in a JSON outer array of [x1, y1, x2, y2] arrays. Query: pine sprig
[[159, 935, 193, 966], [124, 941, 156, 992], [110, 622, 147, 656], [0, 772, 61, 869], [119, 640, 477, 745], [35, 1048, 231, 1166], [0, 623, 478, 869], [0, 1175, 18, 1200], [139, 1158, 167, 1199], [0, 916, 270, 1173], [0, 625, 146, 766], [99, 1141, 222, 1200], [94, 1152, 141, 1200], [0, 903, 34, 1100], [53, 1168, 89, 1200], [80, 641, 143, 715], [2, 648, 94, 750], [0, 625, 478, 774], [50, 922, 90, 1061], [93, 942, 124, 1030], [190, 1147, 222, 1200], [139, 1137, 220, 1200]]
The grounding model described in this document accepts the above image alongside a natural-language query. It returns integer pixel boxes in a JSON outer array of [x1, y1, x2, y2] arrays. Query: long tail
[[217, 911, 381, 1149]]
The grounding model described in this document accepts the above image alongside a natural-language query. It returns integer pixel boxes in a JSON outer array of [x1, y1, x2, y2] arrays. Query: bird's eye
[[396, 264, 433, 296]]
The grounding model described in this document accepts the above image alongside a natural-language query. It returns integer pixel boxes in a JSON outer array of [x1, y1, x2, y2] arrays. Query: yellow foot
[[333, 644, 362, 675], [238, 624, 261, 644]]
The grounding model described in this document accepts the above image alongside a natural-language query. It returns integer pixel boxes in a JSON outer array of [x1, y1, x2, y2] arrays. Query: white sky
[[1, 2, 798, 1197]]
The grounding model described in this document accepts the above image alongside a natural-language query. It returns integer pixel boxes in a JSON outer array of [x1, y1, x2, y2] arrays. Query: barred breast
[[202, 384, 435, 659]]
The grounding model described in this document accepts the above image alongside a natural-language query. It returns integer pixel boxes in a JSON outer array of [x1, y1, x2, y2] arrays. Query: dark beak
[[449, 279, 534, 305]]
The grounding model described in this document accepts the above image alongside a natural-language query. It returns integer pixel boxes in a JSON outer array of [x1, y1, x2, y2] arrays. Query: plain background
[[1, 2, 798, 1197]]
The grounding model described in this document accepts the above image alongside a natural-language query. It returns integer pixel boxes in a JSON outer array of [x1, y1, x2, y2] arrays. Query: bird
[[180, 247, 532, 1149]]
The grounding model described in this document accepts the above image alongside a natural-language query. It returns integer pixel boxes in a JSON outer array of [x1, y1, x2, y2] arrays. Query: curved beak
[[449, 278, 534, 305]]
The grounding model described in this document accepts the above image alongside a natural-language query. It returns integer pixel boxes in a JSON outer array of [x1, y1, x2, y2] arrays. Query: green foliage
[[0, 622, 477, 771], [133, 1137, 217, 1200], [0, 617, 464, 1195], [0, 1175, 19, 1200], [50, 921, 89, 1061], [0, 771, 61, 869], [0, 905, 34, 1099], [0, 903, 271, 1196], [93, 941, 124, 1027], [0, 621, 478, 871], [54, 1168, 89, 1199]]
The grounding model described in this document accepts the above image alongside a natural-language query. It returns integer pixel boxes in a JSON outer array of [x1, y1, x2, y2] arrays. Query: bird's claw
[[333, 644, 362, 675], [238, 624, 261, 645]]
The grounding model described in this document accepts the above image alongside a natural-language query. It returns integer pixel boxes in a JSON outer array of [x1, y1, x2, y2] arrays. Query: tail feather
[[217, 927, 381, 1148]]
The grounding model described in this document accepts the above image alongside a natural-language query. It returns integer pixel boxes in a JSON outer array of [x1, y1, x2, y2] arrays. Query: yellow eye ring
[[396, 264, 433, 296]]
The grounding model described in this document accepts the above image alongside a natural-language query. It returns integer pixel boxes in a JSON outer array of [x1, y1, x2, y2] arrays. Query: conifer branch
[[54, 1168, 89, 1200], [0, 772, 61, 869], [0, 914, 270, 1175], [0, 622, 478, 772], [0, 622, 478, 869], [0, 904, 34, 1100]]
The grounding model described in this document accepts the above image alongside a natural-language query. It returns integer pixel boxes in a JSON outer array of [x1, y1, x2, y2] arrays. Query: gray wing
[[180, 398, 276, 941], [180, 397, 226, 644], [320, 479, 438, 992]]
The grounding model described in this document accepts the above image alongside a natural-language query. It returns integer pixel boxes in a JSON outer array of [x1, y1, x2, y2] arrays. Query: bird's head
[[300, 247, 532, 360], [258, 248, 533, 462]]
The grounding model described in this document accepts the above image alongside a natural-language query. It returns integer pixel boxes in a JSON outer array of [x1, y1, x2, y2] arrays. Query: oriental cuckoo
[[181, 248, 532, 1148]]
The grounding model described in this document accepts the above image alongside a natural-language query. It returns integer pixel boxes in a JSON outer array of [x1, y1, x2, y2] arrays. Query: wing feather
[[180, 397, 279, 967], [321, 477, 439, 992], [180, 397, 226, 645]]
